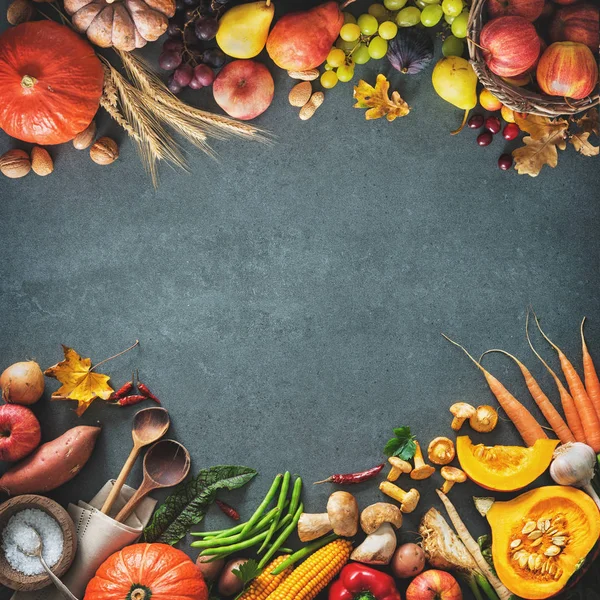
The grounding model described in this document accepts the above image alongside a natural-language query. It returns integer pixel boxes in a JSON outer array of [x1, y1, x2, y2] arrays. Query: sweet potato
[[0, 425, 101, 495]]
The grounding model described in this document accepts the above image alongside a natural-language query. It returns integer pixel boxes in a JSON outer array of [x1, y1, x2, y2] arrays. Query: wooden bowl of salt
[[0, 495, 77, 591]]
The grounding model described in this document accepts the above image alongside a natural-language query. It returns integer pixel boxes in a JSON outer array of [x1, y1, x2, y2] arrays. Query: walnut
[[90, 137, 119, 165], [0, 149, 31, 179]]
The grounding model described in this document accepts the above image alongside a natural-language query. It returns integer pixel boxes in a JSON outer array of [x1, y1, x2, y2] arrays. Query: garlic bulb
[[550, 442, 596, 487], [550, 442, 600, 510]]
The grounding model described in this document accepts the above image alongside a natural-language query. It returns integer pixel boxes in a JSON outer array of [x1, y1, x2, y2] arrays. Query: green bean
[[191, 507, 280, 548], [258, 502, 303, 570], [277, 547, 294, 554], [258, 471, 291, 553], [270, 533, 338, 575], [288, 476, 303, 516], [190, 522, 246, 537], [239, 473, 283, 539]]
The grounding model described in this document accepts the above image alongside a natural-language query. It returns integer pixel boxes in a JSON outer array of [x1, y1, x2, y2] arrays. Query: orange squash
[[0, 21, 104, 145], [487, 486, 600, 599], [456, 436, 559, 492], [83, 543, 209, 600]]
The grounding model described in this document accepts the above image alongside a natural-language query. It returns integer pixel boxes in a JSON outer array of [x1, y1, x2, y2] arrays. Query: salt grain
[[2, 509, 64, 576]]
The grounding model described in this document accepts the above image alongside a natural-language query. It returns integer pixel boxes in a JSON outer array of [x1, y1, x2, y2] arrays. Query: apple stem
[[468, 37, 488, 53], [451, 109, 470, 136]]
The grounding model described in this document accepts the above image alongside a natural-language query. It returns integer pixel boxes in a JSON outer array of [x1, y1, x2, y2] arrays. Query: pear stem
[[340, 0, 357, 9], [266, 0, 270, 5], [451, 109, 470, 136]]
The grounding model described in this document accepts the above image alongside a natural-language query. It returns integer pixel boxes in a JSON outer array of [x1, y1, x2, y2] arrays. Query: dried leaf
[[354, 74, 410, 122], [512, 114, 569, 177], [45, 346, 113, 415], [575, 108, 599, 136], [570, 131, 599, 157]]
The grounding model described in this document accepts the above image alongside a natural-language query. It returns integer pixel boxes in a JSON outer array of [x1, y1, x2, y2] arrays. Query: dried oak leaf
[[570, 109, 599, 157], [512, 114, 569, 177], [44, 345, 113, 416], [575, 108, 599, 136], [354, 74, 410, 122]]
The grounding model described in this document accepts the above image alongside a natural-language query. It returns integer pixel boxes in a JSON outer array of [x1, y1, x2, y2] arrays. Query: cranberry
[[498, 154, 513, 170], [477, 132, 494, 146], [485, 116, 502, 134], [503, 123, 520, 141], [468, 114, 484, 129]]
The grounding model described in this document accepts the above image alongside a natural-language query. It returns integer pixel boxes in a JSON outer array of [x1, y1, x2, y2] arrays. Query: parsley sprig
[[383, 426, 417, 460]]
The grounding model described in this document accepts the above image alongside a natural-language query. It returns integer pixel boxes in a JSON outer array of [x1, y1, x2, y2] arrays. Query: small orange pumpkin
[[84, 543, 209, 600], [0, 21, 104, 145]]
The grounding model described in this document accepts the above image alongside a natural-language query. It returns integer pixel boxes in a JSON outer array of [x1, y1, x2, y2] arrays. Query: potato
[[217, 558, 248, 597], [196, 555, 225, 582], [391, 543, 426, 579], [0, 426, 101, 495]]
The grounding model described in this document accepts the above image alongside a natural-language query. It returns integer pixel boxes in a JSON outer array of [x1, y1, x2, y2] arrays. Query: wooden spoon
[[101, 407, 170, 516], [115, 439, 191, 523]]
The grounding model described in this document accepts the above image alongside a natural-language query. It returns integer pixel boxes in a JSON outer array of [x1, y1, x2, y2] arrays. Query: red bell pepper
[[329, 563, 402, 600]]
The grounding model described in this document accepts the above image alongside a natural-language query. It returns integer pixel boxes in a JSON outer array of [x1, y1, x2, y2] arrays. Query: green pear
[[216, 1, 275, 59]]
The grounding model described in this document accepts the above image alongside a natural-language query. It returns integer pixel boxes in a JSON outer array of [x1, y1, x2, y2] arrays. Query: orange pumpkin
[[84, 543, 209, 600], [0, 21, 104, 145]]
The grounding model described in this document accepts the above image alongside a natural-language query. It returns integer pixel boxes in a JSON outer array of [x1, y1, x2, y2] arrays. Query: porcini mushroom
[[297, 491, 359, 542], [350, 503, 403, 565], [387, 456, 413, 481], [428, 437, 456, 466], [450, 402, 477, 431], [440, 466, 466, 494], [379, 481, 420, 513], [469, 405, 498, 433], [410, 441, 436, 480]]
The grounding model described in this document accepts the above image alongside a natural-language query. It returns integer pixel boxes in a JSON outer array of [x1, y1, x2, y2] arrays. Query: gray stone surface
[[1, 1, 599, 597]]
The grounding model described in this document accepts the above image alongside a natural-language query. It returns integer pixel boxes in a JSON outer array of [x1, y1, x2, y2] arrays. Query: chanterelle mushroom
[[387, 456, 413, 481], [410, 441, 436, 480], [440, 466, 467, 494], [428, 437, 456, 465], [351, 503, 403, 565], [450, 402, 476, 430], [470, 405, 498, 433], [379, 481, 420, 513], [297, 491, 359, 542]]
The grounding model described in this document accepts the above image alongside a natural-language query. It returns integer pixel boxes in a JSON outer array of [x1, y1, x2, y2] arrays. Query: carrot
[[526, 312, 585, 443], [443, 334, 547, 446], [534, 313, 600, 452], [436, 490, 512, 600], [581, 317, 600, 422], [481, 349, 574, 444]]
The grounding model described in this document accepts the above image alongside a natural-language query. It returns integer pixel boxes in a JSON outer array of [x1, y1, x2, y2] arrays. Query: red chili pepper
[[216, 499, 241, 521], [329, 564, 402, 600], [137, 382, 161, 405], [110, 381, 134, 400], [314, 463, 385, 485], [114, 394, 149, 407]]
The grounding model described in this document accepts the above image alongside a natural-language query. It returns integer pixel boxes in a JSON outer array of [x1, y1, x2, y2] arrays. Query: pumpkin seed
[[554, 531, 566, 537], [552, 536, 567, 546], [531, 537, 543, 548], [547, 528, 558, 536], [518, 553, 530, 568], [548, 563, 556, 576], [528, 530, 543, 540], [541, 560, 549, 575], [545, 545, 561, 557], [535, 555, 543, 570], [513, 550, 526, 560], [537, 518, 547, 532], [545, 519, 551, 531], [554, 568, 563, 580], [522, 521, 537, 534], [528, 554, 537, 570], [474, 446, 485, 458], [510, 539, 522, 549]]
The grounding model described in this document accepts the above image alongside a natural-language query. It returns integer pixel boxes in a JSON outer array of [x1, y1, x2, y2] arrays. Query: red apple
[[480, 16, 541, 77], [550, 4, 599, 52], [406, 570, 463, 600], [213, 60, 274, 121], [537, 41, 598, 99], [266, 1, 345, 71], [0, 404, 41, 462], [487, 0, 544, 22]]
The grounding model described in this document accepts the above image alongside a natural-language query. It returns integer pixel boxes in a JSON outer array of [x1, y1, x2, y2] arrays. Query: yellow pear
[[431, 56, 478, 134], [216, 1, 275, 59]]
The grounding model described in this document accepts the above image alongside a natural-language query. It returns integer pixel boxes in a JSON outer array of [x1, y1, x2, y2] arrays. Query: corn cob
[[237, 556, 294, 600], [265, 539, 352, 600]]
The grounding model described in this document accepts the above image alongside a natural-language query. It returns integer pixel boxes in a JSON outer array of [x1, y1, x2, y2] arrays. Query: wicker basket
[[467, 0, 600, 117]]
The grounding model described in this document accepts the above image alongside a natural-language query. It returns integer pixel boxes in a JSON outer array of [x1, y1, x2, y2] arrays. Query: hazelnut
[[90, 136, 119, 165], [31, 146, 53, 176], [73, 120, 97, 150], [0, 149, 31, 179], [7, 0, 34, 25]]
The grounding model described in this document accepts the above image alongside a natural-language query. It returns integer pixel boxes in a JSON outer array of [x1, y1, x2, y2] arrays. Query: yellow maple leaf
[[354, 74, 410, 122], [45, 346, 113, 416], [512, 114, 569, 177]]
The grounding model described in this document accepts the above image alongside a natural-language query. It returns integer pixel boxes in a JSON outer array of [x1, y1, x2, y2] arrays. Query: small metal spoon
[[17, 526, 79, 600]]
